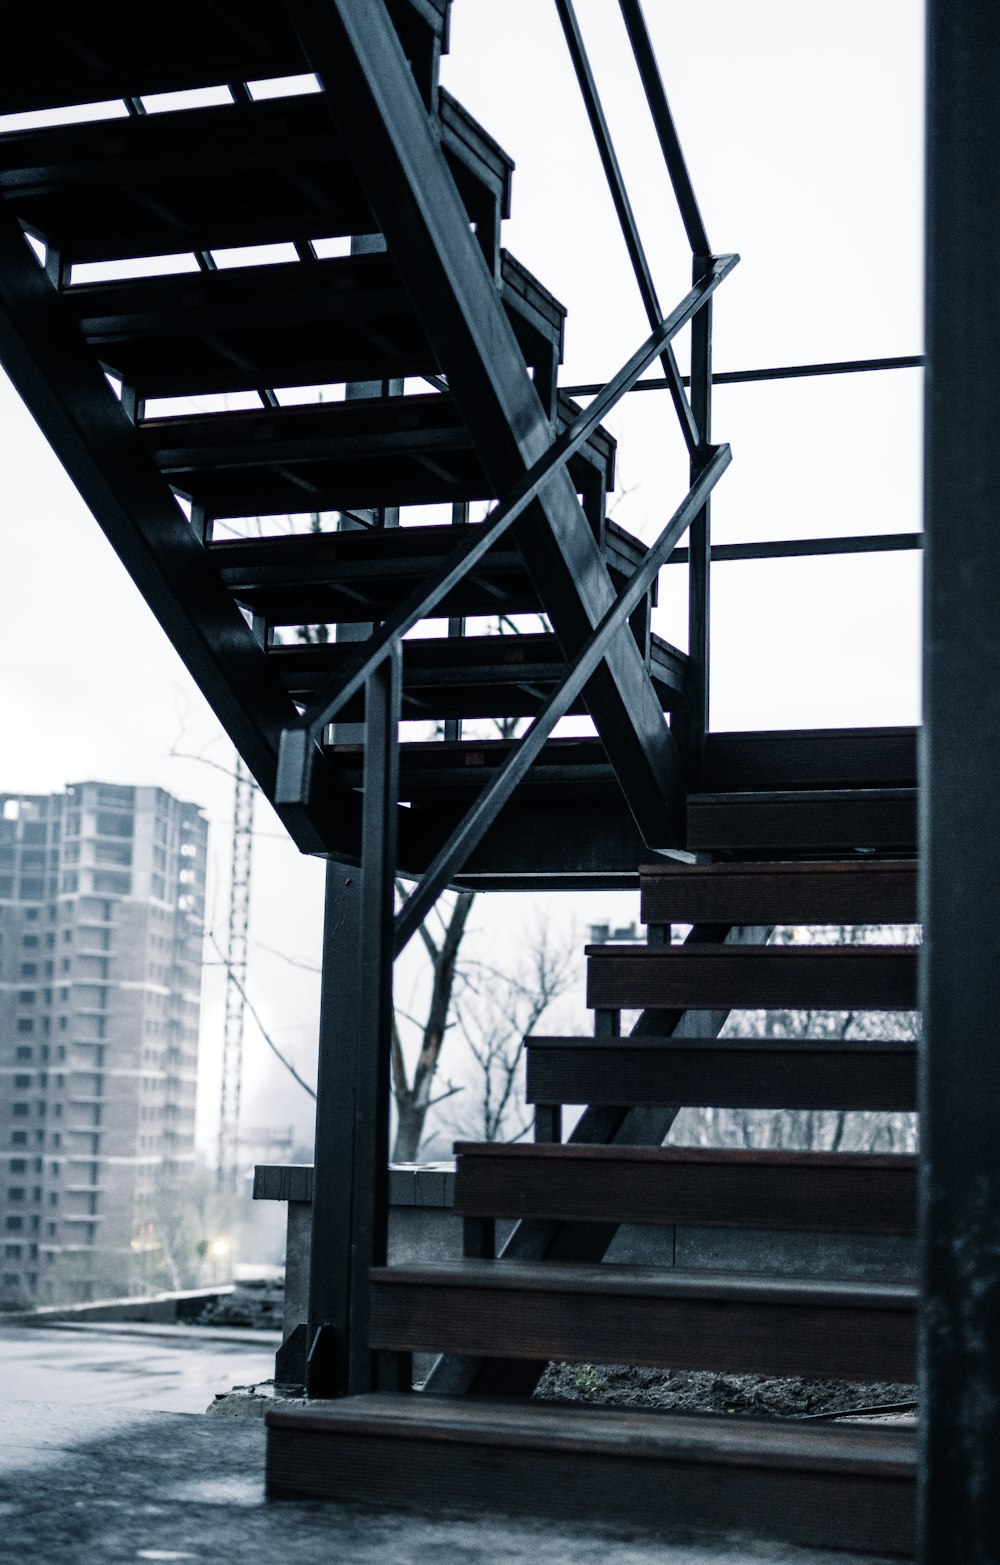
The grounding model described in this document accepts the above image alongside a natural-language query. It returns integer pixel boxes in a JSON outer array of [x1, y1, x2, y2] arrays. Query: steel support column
[[305, 650, 401, 1397], [921, 3, 1000, 1558]]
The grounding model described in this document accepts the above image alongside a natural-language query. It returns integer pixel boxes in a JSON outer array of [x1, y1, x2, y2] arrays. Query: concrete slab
[[0, 1398, 903, 1565]]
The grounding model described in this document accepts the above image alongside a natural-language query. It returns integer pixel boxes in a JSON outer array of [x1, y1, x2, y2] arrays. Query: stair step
[[453, 1144, 917, 1235], [587, 944, 919, 1011], [525, 1035, 917, 1111], [148, 389, 608, 522], [0, 87, 507, 269], [80, 249, 563, 400], [3, 0, 450, 117], [265, 1392, 915, 1555], [212, 517, 641, 625], [704, 727, 917, 792], [270, 630, 685, 719], [641, 859, 917, 927], [687, 788, 917, 855], [369, 1260, 917, 1382], [330, 736, 622, 805]]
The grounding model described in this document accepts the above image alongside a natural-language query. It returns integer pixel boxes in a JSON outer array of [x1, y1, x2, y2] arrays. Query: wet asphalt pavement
[[0, 1326, 900, 1565], [0, 1321, 277, 1413]]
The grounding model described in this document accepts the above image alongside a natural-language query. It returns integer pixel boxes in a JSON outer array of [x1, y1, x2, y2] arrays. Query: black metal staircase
[[0, 0, 922, 1554]]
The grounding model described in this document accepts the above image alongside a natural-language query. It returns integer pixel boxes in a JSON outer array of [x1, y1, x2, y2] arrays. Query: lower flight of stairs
[[266, 856, 919, 1556]]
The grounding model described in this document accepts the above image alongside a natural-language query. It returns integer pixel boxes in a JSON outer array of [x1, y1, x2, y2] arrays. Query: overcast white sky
[[0, 0, 924, 1155]]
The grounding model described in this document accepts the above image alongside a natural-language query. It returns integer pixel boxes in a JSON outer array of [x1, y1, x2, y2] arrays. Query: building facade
[[0, 782, 207, 1306]]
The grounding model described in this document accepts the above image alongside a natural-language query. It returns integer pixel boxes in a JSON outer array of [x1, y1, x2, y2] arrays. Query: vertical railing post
[[303, 859, 360, 1397], [685, 282, 713, 789], [347, 644, 401, 1394], [304, 646, 400, 1399]]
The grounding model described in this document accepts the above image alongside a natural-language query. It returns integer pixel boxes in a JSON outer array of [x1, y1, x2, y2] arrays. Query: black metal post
[[348, 646, 401, 1394], [685, 281, 712, 787], [921, 3, 1000, 1558], [303, 860, 360, 1397]]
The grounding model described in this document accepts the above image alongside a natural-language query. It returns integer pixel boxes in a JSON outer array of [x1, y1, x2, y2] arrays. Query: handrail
[[393, 441, 732, 955], [666, 532, 923, 565], [562, 354, 926, 399], [617, 0, 711, 258], [554, 0, 700, 455], [274, 253, 737, 808]]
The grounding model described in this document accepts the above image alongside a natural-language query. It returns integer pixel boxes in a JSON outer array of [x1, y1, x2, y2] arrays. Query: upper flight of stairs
[[268, 855, 920, 1554], [0, 0, 918, 883]]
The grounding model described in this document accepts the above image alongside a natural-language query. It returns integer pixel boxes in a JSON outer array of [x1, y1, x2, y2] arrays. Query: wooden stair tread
[[265, 1392, 915, 1552], [369, 1260, 917, 1382], [271, 630, 685, 718], [453, 1143, 917, 1234], [640, 858, 918, 925], [2, 0, 449, 116], [703, 727, 918, 792], [454, 1141, 916, 1166], [148, 390, 615, 520], [526, 1032, 917, 1053], [328, 734, 622, 805], [586, 943, 919, 1011], [267, 1391, 915, 1474], [85, 249, 564, 398], [213, 519, 644, 622], [0, 86, 506, 266], [525, 1033, 917, 1111], [371, 1258, 915, 1308], [687, 788, 917, 855]]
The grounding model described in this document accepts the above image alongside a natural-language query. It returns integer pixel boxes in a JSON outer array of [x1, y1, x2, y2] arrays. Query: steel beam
[[921, 3, 1000, 1559], [287, 0, 684, 848]]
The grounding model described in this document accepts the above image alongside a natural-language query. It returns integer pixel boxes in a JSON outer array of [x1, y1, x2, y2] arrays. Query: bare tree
[[391, 888, 475, 1161], [447, 919, 578, 1143]]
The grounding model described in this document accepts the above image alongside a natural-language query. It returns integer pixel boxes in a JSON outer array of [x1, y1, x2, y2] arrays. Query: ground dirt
[[534, 1363, 916, 1420]]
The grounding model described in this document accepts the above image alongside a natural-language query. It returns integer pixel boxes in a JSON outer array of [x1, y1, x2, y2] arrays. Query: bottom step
[[266, 1393, 915, 1556]]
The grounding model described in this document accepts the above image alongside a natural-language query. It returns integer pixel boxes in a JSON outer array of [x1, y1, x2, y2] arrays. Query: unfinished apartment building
[[0, 781, 207, 1305]]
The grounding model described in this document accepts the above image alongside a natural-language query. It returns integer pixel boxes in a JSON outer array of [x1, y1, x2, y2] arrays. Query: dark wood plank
[[369, 1260, 917, 1382], [587, 944, 919, 1011], [0, 86, 506, 267], [641, 859, 917, 926], [687, 789, 918, 855], [85, 251, 563, 399], [453, 1143, 917, 1235], [525, 1034, 917, 1111], [703, 727, 918, 792], [266, 1393, 915, 1556], [271, 630, 685, 719]]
